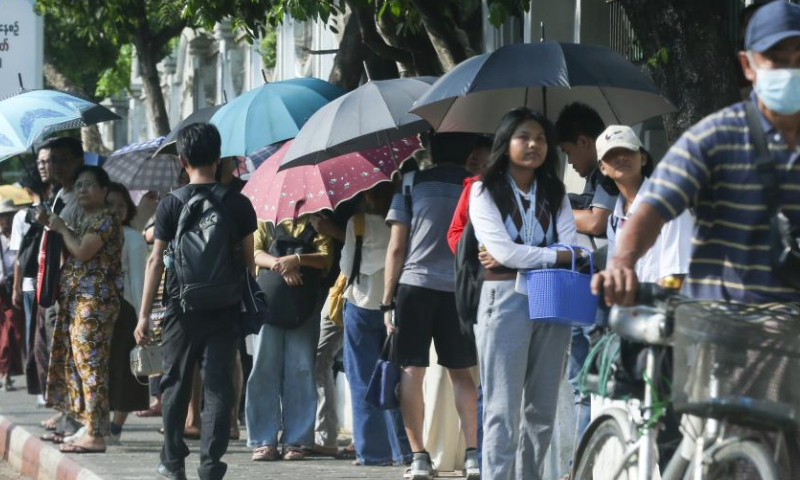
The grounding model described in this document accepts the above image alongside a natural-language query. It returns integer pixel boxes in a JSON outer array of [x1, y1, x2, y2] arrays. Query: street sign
[[0, 0, 44, 98]]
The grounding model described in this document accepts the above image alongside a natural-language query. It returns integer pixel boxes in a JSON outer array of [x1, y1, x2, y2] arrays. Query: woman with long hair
[[468, 107, 576, 480]]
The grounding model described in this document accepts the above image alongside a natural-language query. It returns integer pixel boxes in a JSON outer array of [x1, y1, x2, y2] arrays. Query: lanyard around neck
[[507, 174, 538, 246]]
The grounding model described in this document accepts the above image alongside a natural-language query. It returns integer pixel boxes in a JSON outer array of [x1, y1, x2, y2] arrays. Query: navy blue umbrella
[[410, 42, 676, 133]]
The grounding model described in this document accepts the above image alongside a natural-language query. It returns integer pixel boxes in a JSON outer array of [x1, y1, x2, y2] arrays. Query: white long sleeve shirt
[[469, 181, 577, 270]]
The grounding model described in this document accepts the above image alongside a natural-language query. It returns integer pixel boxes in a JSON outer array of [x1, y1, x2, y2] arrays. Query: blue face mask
[[752, 63, 800, 115]]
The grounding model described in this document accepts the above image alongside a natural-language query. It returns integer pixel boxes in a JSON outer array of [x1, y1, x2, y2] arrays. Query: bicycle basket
[[672, 301, 800, 430], [525, 244, 598, 326]]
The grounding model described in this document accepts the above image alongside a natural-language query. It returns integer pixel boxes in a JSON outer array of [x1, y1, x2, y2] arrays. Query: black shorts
[[394, 284, 477, 369]]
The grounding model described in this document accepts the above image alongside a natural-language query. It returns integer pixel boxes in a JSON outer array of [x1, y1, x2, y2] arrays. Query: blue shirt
[[642, 95, 800, 303], [386, 164, 470, 292]]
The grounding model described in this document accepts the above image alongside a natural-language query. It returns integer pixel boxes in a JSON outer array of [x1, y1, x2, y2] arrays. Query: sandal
[[302, 444, 338, 456], [252, 445, 279, 462], [283, 446, 306, 461], [135, 406, 162, 418], [59, 443, 106, 454]]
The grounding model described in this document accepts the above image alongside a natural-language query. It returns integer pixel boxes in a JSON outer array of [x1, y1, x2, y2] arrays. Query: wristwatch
[[379, 301, 396, 312]]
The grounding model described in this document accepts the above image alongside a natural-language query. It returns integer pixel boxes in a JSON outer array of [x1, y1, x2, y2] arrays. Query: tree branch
[[344, 0, 413, 66], [152, 22, 188, 51], [407, 0, 469, 71]]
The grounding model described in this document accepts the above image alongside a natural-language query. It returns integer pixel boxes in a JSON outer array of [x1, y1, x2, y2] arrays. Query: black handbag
[[365, 334, 402, 410], [241, 270, 269, 335], [257, 223, 320, 329], [745, 101, 800, 289]]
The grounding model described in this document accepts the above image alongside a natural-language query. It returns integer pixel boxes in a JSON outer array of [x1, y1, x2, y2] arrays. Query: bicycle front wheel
[[700, 440, 780, 480], [572, 416, 639, 480]]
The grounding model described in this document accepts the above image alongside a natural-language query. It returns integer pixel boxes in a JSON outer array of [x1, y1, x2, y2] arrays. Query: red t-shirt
[[447, 175, 480, 253]]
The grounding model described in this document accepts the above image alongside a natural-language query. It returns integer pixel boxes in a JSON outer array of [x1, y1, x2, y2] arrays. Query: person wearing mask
[[383, 132, 480, 480], [41, 166, 122, 454], [0, 200, 23, 391], [469, 108, 576, 480], [341, 182, 412, 467]]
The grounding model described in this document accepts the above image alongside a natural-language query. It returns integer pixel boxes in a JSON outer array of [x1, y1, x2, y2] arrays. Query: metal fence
[[607, 0, 799, 63]]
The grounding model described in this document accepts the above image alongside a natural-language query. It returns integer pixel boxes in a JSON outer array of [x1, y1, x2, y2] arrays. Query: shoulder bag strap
[[347, 214, 365, 287], [402, 170, 416, 214], [745, 101, 780, 213]]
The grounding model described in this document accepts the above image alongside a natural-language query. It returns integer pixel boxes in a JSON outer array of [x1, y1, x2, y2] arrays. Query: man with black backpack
[[135, 123, 257, 480]]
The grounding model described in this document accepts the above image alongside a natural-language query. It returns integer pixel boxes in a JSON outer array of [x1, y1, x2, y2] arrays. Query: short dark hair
[[42, 136, 84, 160], [429, 132, 483, 165], [473, 135, 494, 152], [106, 182, 137, 226], [74, 165, 111, 189], [19, 169, 46, 196], [555, 103, 606, 144], [176, 123, 222, 167]]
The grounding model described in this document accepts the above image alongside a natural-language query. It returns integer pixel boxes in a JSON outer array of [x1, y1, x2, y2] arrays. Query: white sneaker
[[404, 452, 436, 480], [62, 426, 86, 444], [464, 449, 480, 480]]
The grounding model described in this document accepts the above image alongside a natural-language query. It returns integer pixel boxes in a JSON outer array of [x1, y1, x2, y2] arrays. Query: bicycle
[[570, 284, 800, 480]]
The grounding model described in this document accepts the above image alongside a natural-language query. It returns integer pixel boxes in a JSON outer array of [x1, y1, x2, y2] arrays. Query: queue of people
[[0, 5, 797, 480]]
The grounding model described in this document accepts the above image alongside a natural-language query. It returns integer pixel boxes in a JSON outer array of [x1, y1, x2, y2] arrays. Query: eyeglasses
[[74, 181, 99, 191]]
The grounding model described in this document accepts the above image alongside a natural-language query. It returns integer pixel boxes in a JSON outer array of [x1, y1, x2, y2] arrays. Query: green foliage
[[260, 30, 278, 70], [95, 44, 133, 98], [647, 47, 670, 69]]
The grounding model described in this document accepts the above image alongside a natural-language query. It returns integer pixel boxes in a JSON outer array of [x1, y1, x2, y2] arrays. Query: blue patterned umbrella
[[0, 89, 120, 162], [104, 137, 181, 191]]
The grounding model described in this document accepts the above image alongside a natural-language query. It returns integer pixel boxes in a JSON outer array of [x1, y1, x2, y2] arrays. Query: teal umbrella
[[0, 89, 120, 162], [210, 77, 344, 158]]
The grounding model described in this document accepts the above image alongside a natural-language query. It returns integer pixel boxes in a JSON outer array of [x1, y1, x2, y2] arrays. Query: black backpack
[[256, 222, 321, 329], [169, 184, 244, 312], [454, 219, 482, 335]]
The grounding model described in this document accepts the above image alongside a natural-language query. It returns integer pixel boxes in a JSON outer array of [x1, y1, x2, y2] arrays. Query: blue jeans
[[23, 290, 35, 353], [568, 326, 592, 442], [246, 310, 321, 447], [343, 302, 412, 465]]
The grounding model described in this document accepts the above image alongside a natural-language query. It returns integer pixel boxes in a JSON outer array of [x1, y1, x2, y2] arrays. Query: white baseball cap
[[596, 125, 643, 161]]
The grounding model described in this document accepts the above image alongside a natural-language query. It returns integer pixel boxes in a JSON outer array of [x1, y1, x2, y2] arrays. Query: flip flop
[[59, 443, 106, 454], [40, 415, 62, 431]]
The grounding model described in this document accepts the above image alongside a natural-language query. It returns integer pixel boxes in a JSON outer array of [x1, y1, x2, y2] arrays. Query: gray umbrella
[[279, 76, 436, 170], [154, 104, 224, 156], [104, 137, 181, 191], [410, 41, 676, 133]]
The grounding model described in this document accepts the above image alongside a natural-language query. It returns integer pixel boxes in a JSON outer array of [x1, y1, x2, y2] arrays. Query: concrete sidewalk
[[0, 378, 433, 480]]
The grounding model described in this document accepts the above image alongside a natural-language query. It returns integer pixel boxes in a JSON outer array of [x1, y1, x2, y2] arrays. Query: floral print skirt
[[45, 291, 119, 436]]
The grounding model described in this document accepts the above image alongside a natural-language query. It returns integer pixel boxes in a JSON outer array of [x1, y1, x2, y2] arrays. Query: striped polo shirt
[[641, 95, 800, 304]]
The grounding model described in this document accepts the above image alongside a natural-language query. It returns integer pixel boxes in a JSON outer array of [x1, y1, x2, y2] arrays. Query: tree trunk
[[42, 60, 111, 155], [619, 0, 741, 140], [408, 0, 471, 71], [134, 37, 172, 137], [329, 12, 369, 90], [375, 7, 443, 76]]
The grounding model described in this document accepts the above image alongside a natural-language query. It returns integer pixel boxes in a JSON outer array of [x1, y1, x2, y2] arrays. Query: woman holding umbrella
[[468, 108, 576, 480]]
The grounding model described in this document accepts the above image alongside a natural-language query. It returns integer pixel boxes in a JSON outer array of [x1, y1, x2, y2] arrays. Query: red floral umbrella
[[244, 136, 421, 224]]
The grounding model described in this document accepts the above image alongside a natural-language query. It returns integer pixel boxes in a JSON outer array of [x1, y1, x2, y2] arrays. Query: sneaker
[[404, 452, 436, 480], [464, 449, 480, 480], [156, 461, 188, 480]]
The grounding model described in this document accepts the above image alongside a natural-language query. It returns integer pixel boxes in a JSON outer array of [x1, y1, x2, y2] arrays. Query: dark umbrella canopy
[[279, 77, 437, 170], [154, 104, 224, 156], [411, 42, 676, 133]]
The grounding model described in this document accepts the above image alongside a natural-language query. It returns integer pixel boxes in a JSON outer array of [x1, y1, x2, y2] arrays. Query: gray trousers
[[475, 280, 571, 480], [314, 297, 343, 447]]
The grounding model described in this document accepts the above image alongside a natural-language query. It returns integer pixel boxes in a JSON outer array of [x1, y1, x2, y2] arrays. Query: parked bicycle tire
[[683, 439, 779, 480], [572, 416, 640, 480]]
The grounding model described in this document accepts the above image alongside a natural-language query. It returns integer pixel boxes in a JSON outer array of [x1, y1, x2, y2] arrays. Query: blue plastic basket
[[524, 244, 598, 326]]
